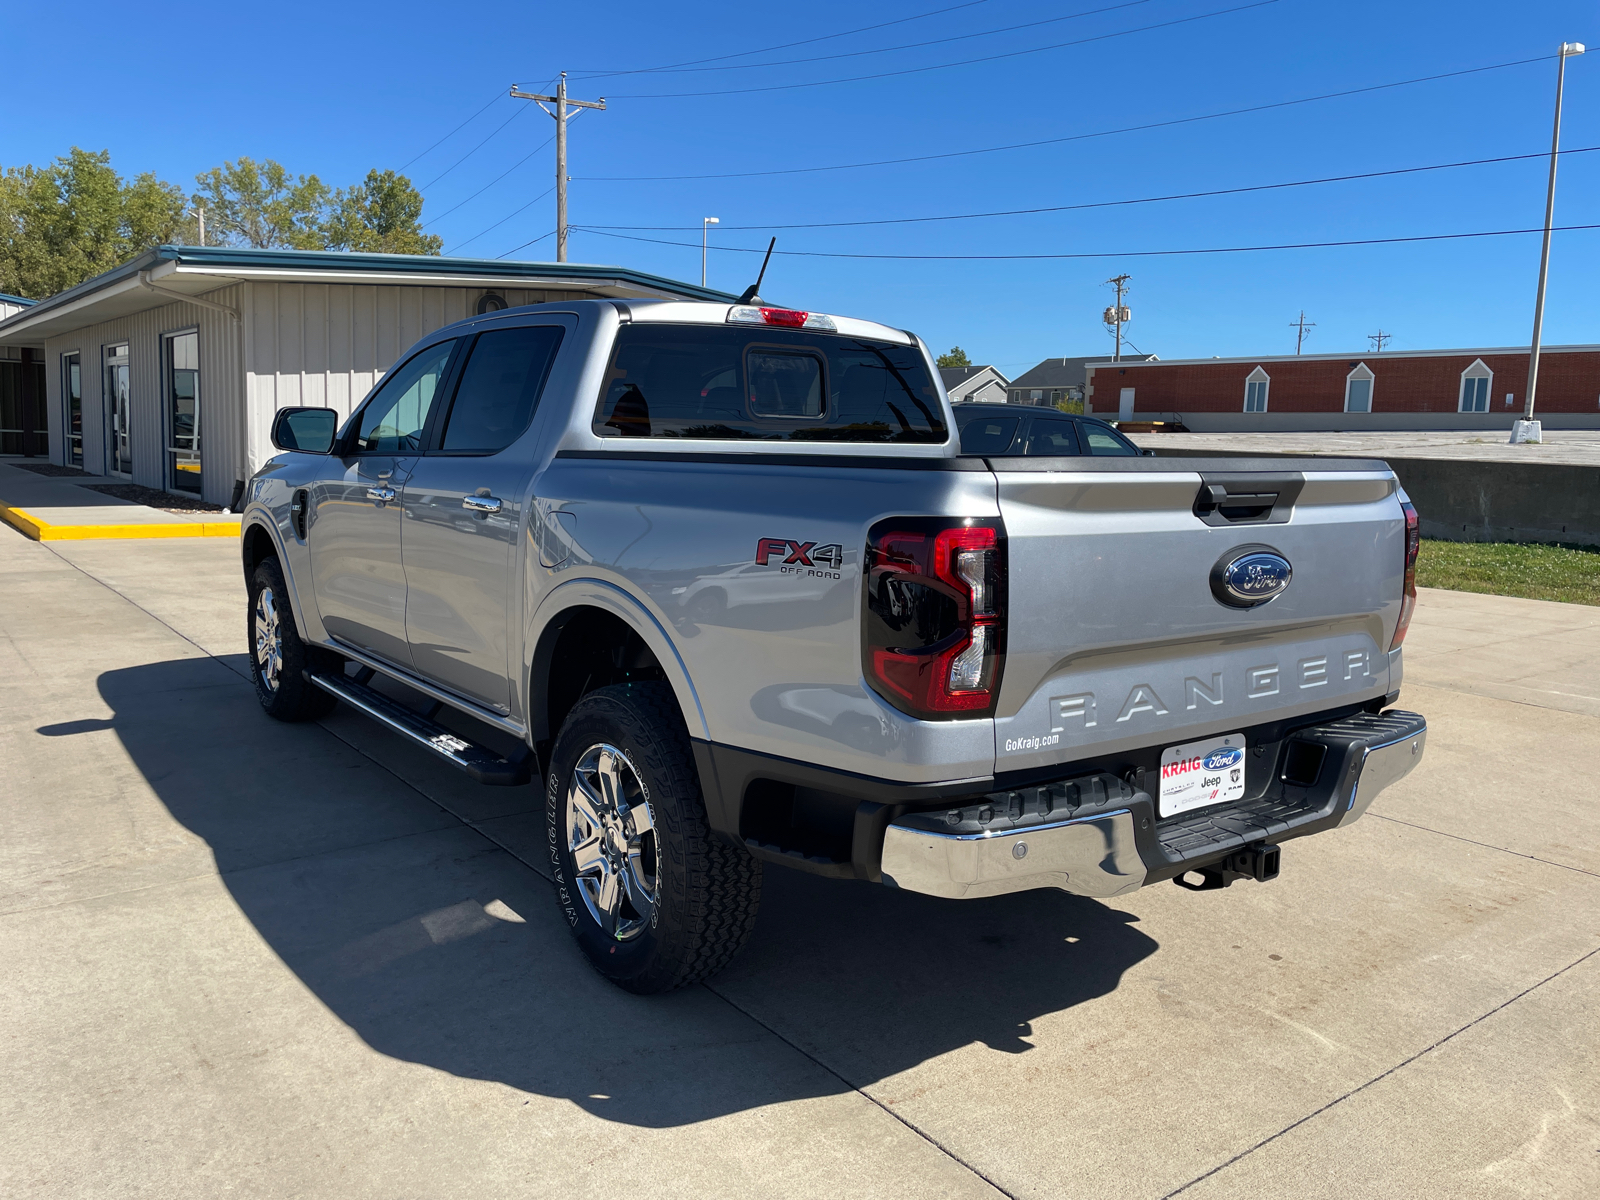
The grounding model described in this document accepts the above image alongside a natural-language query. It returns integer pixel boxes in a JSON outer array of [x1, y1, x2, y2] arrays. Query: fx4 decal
[[755, 538, 844, 569]]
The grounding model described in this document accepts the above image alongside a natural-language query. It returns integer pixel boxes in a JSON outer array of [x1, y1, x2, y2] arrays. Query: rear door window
[[594, 324, 945, 443], [1024, 417, 1082, 456], [437, 325, 564, 453], [958, 414, 1019, 455]]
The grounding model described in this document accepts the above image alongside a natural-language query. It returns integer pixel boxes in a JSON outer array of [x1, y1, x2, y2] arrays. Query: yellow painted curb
[[0, 501, 240, 542]]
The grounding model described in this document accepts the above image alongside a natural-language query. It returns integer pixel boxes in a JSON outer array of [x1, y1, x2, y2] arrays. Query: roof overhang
[[0, 245, 738, 347]]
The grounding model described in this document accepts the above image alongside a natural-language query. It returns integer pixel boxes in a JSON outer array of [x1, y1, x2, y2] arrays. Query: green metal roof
[[0, 244, 737, 340]]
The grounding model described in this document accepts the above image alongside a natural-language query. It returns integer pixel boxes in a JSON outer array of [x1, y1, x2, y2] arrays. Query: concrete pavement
[[0, 460, 240, 540], [2, 530, 1596, 1198]]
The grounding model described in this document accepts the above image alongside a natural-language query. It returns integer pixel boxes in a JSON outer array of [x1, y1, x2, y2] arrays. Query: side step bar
[[307, 670, 533, 786]]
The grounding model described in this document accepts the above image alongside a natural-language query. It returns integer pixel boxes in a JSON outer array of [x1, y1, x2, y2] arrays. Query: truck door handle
[[462, 495, 503, 514], [366, 485, 396, 503]]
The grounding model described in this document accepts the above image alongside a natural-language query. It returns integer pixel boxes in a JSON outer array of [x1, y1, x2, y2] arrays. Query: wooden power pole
[[510, 73, 606, 263]]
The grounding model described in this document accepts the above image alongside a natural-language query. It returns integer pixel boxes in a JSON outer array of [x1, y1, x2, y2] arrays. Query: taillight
[[863, 518, 1005, 719], [727, 305, 837, 331], [1390, 500, 1420, 650]]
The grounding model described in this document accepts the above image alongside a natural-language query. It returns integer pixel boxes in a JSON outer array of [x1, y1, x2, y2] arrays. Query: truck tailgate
[[990, 457, 1404, 774]]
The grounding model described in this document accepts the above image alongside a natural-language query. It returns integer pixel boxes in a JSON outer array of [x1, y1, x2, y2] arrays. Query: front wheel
[[547, 682, 761, 994], [248, 558, 339, 721]]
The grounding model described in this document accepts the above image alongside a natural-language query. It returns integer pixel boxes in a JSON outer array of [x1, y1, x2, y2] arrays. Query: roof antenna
[[737, 238, 776, 304]]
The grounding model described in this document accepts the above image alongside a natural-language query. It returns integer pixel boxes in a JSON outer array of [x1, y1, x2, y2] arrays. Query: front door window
[[166, 331, 201, 493], [63, 354, 82, 467], [105, 344, 130, 476]]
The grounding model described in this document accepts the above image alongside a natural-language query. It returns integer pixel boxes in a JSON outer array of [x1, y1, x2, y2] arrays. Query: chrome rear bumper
[[880, 709, 1427, 901], [880, 808, 1145, 900]]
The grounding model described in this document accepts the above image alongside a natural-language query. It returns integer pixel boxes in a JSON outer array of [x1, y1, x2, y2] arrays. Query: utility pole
[[1290, 310, 1315, 354], [1518, 41, 1587, 443], [510, 73, 606, 263], [1102, 274, 1132, 362], [1368, 329, 1392, 354]]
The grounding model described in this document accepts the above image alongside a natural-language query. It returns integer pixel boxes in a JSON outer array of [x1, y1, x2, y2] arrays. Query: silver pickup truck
[[242, 298, 1427, 994]]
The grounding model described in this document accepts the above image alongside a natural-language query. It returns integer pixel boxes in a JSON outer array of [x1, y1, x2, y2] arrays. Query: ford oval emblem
[[1210, 545, 1292, 608], [1204, 747, 1244, 771]]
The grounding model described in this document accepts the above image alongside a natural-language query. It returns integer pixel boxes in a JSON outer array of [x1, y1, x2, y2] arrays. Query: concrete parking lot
[[2, 527, 1597, 1199]]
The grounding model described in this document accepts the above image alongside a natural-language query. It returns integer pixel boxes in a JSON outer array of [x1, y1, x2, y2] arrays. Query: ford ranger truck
[[242, 298, 1427, 994]]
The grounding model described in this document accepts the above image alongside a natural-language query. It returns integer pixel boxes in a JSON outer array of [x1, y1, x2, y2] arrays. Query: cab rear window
[[594, 324, 946, 443]]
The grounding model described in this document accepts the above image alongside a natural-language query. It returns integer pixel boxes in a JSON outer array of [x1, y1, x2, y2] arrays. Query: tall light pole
[[702, 217, 719, 288], [1515, 41, 1586, 444]]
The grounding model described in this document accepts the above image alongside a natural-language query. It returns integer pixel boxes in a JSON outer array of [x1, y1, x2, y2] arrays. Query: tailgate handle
[[1194, 473, 1303, 526]]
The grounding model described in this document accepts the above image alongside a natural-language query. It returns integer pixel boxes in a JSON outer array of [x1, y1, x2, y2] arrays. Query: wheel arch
[[526, 579, 709, 751], [240, 513, 319, 643]]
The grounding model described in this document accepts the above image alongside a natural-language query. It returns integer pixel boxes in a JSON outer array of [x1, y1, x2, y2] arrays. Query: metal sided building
[[0, 246, 730, 506]]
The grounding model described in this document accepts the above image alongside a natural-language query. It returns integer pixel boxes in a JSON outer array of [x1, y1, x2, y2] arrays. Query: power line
[[424, 135, 555, 227], [581, 145, 1600, 232], [418, 104, 530, 192], [450, 185, 556, 254], [496, 229, 557, 260], [572, 221, 1600, 261], [578, 53, 1553, 179], [397, 89, 506, 172], [566, 0, 993, 80], [607, 0, 1282, 98], [578, 0, 1159, 78]]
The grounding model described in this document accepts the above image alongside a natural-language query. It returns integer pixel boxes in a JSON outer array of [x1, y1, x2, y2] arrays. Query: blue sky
[[5, 0, 1597, 372]]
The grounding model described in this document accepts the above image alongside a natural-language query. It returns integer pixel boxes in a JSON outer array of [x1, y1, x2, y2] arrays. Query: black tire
[[547, 682, 762, 994], [247, 558, 340, 722]]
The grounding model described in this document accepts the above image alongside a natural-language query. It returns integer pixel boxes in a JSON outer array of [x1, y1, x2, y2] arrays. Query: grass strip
[[1416, 539, 1600, 607]]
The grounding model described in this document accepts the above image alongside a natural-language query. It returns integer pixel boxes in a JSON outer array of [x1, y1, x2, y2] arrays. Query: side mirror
[[271, 407, 338, 454], [1141, 448, 1157, 456]]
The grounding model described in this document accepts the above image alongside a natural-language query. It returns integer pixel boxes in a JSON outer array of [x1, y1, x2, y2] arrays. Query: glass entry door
[[63, 353, 82, 467], [105, 343, 131, 476], [165, 332, 200, 493]]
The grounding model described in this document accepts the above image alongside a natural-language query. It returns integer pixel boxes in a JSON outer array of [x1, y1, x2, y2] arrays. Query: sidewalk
[[0, 460, 240, 541]]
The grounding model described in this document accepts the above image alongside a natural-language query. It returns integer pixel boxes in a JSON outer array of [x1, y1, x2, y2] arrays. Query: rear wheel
[[248, 558, 339, 721], [547, 682, 761, 993]]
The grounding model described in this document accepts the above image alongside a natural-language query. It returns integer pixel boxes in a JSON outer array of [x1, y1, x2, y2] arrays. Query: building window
[[164, 330, 201, 494], [1243, 366, 1270, 413], [1344, 362, 1374, 413], [1458, 359, 1492, 413], [1029, 389, 1043, 403], [62, 352, 82, 467], [105, 343, 131, 476]]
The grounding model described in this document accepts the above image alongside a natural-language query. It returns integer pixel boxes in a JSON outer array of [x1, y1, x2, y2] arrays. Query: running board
[[307, 671, 533, 786]]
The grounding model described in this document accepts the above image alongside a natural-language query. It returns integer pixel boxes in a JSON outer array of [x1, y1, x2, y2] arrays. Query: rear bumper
[[879, 709, 1427, 901]]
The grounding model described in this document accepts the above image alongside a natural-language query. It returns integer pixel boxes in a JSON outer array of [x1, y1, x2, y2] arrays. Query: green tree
[[322, 170, 442, 255], [193, 157, 329, 249], [936, 346, 971, 368], [0, 148, 187, 299]]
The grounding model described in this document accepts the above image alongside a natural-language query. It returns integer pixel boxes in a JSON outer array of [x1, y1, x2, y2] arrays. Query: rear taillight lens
[[1390, 500, 1420, 650], [863, 518, 1005, 719]]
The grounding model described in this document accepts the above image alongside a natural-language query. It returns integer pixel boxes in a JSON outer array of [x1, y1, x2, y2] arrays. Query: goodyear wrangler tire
[[547, 682, 762, 994]]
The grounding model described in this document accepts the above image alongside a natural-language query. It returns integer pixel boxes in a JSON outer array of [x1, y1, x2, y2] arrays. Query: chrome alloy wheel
[[566, 743, 658, 941], [253, 586, 284, 693]]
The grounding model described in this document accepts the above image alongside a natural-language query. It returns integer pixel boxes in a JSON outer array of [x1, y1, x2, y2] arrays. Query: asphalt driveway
[[2, 528, 1596, 1198]]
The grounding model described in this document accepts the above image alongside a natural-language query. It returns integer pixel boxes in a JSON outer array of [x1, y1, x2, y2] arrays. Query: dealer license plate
[[1159, 733, 1247, 818]]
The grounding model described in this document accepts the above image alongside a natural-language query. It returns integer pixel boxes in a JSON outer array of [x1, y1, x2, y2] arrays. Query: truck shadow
[[92, 657, 1158, 1129]]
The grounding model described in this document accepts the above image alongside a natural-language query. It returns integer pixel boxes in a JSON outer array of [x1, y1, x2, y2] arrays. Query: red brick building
[[1083, 345, 1600, 431]]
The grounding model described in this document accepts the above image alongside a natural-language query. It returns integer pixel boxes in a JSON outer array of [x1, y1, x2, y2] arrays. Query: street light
[[1515, 41, 1586, 445], [702, 217, 719, 288]]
